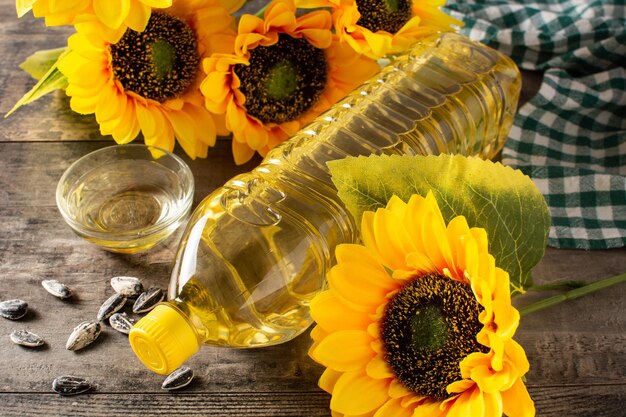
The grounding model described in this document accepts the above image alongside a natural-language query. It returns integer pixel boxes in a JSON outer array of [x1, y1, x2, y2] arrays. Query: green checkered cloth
[[444, 0, 626, 250]]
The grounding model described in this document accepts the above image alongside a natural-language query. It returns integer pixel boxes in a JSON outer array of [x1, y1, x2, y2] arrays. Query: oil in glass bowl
[[56, 145, 194, 253]]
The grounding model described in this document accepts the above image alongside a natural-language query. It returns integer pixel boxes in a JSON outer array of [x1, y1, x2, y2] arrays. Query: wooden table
[[1, 3, 624, 416]]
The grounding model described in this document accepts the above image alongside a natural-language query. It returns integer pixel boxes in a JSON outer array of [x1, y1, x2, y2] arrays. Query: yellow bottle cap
[[129, 303, 200, 375]]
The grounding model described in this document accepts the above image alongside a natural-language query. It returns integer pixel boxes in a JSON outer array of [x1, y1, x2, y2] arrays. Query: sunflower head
[[58, 0, 237, 158], [309, 192, 535, 416], [201, 0, 380, 164], [296, 0, 462, 58]]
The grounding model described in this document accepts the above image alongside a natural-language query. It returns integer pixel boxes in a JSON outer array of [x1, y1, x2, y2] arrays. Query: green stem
[[519, 271, 626, 317], [527, 280, 587, 291], [254, 4, 269, 17]]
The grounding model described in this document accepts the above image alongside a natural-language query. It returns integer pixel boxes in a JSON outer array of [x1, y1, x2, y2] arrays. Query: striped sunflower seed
[[96, 293, 127, 322], [66, 321, 101, 351], [0, 299, 28, 320], [109, 312, 135, 334], [10, 330, 45, 347], [132, 287, 164, 314], [52, 375, 94, 396], [162, 366, 194, 390], [41, 279, 73, 300], [110, 276, 144, 298]]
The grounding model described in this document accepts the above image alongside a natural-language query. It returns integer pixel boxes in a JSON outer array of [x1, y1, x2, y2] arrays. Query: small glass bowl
[[56, 144, 194, 253]]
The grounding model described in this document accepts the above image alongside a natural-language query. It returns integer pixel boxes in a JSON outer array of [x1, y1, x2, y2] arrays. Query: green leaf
[[328, 154, 551, 295], [6, 48, 69, 118], [19, 47, 67, 80]]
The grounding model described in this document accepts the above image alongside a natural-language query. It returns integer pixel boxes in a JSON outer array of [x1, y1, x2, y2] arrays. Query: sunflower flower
[[201, 0, 380, 164], [16, 0, 175, 32], [309, 192, 535, 417], [57, 0, 240, 159], [296, 0, 462, 59]]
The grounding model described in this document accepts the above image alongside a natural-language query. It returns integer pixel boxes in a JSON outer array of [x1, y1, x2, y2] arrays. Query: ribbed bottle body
[[166, 32, 521, 348]]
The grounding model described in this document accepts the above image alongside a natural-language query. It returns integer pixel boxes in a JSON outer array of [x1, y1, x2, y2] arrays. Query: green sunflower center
[[356, 0, 413, 34], [109, 11, 199, 103], [234, 34, 328, 124], [381, 273, 487, 400]]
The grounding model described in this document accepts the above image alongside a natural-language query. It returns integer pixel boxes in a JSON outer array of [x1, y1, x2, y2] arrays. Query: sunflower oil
[[129, 32, 521, 374], [63, 159, 187, 251]]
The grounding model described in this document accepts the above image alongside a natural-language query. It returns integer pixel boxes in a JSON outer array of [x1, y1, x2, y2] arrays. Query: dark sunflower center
[[381, 273, 487, 400], [233, 34, 328, 124], [109, 11, 199, 103], [356, 0, 413, 34]]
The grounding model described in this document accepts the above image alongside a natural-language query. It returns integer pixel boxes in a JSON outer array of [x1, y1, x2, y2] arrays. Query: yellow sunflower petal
[[168, 108, 205, 159], [360, 211, 383, 261], [360, 29, 394, 58], [446, 379, 475, 395], [319, 367, 343, 394], [48, 0, 87, 14], [263, 0, 298, 31], [110, 100, 140, 144], [144, 121, 175, 151], [310, 324, 328, 345], [310, 330, 374, 372], [388, 378, 413, 399], [229, 139, 254, 165], [404, 250, 436, 275], [99, 88, 129, 123], [365, 355, 393, 379], [92, 0, 130, 29], [16, 0, 36, 17], [445, 387, 484, 417], [69, 94, 100, 114], [330, 371, 389, 415], [373, 397, 414, 417], [463, 353, 516, 393], [311, 291, 371, 333], [492, 300, 520, 339], [184, 103, 217, 147], [421, 192, 455, 273], [124, 0, 151, 32], [294, 10, 332, 48], [67, 34, 105, 61], [504, 339, 530, 375], [501, 378, 535, 417], [446, 216, 476, 280], [327, 263, 392, 313], [375, 199, 417, 264], [412, 399, 447, 417], [483, 391, 504, 417], [141, 0, 172, 7], [135, 103, 162, 140]]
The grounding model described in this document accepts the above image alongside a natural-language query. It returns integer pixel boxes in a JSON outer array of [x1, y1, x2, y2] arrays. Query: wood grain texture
[[0, 1, 625, 416]]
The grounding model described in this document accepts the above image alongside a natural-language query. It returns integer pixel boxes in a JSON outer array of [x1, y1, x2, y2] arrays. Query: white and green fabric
[[444, 0, 626, 249]]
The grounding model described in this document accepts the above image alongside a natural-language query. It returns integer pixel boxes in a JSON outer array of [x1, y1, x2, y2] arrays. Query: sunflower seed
[[96, 293, 127, 322], [109, 312, 135, 334], [162, 366, 194, 390], [10, 330, 44, 347], [0, 299, 28, 320], [132, 287, 164, 313], [41, 279, 73, 299], [110, 276, 144, 298], [66, 320, 101, 351], [52, 375, 94, 396]]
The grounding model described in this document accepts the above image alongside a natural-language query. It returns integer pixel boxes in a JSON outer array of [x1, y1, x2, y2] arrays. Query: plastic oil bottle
[[129, 32, 522, 374]]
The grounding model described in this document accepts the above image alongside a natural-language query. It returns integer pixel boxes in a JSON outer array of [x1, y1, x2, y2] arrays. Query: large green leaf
[[5, 47, 68, 117], [19, 47, 67, 80], [328, 154, 550, 294]]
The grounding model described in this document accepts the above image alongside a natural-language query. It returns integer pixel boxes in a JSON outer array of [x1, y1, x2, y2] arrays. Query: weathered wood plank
[[0, 384, 624, 417]]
